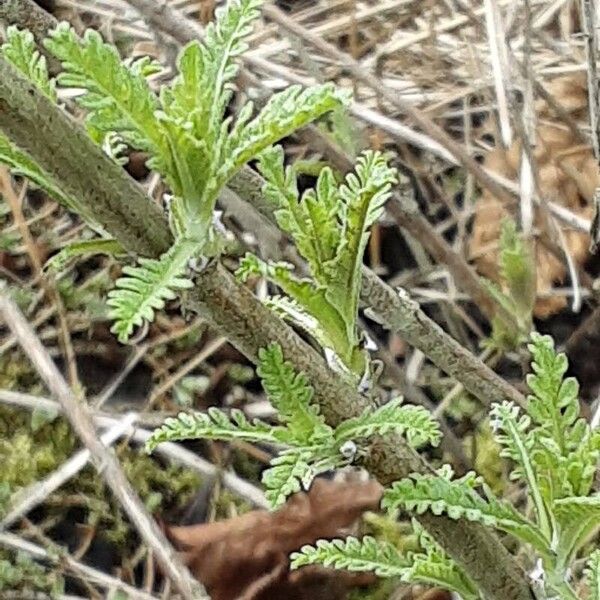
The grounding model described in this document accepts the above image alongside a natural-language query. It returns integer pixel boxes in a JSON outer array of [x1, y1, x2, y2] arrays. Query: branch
[[0, 0, 54, 44], [0, 6, 533, 598], [0, 288, 208, 600]]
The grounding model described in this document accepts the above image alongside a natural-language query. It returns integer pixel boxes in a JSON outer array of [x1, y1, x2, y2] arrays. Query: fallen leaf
[[163, 478, 383, 600]]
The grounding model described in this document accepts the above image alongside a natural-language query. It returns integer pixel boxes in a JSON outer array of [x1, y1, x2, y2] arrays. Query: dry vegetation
[[1, 0, 600, 598]]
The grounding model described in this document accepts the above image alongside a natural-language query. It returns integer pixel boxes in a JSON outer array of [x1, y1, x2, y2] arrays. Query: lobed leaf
[[324, 151, 397, 344], [552, 496, 600, 565], [257, 146, 342, 283], [257, 343, 331, 443], [107, 237, 195, 343], [585, 550, 600, 600], [2, 27, 55, 100], [290, 536, 409, 577], [45, 23, 165, 158], [382, 473, 549, 554], [490, 401, 551, 537], [262, 450, 314, 508], [145, 407, 280, 453], [334, 398, 441, 449], [225, 84, 350, 183]]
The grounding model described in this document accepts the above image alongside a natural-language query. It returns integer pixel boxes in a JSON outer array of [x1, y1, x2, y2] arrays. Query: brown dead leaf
[[469, 73, 598, 318], [163, 478, 383, 600]]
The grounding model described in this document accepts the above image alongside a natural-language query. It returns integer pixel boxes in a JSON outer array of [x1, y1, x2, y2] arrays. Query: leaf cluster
[[148, 342, 439, 507], [0, 1, 347, 342], [297, 333, 600, 599], [237, 147, 397, 379], [290, 523, 479, 600]]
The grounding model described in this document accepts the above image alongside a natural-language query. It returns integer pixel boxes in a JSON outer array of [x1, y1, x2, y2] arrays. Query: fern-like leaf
[[290, 536, 410, 577], [180, 0, 261, 146], [406, 523, 480, 600], [258, 145, 341, 280], [382, 473, 549, 554], [262, 449, 314, 508], [552, 496, 600, 565], [257, 343, 331, 443], [526, 333, 595, 499], [324, 151, 396, 343], [145, 408, 280, 452], [258, 145, 342, 282], [107, 238, 195, 343], [585, 550, 600, 600], [225, 84, 350, 181], [490, 401, 551, 538], [527, 333, 581, 453], [45, 24, 165, 158], [237, 254, 349, 361], [334, 398, 441, 449], [498, 218, 535, 327], [2, 27, 55, 100]]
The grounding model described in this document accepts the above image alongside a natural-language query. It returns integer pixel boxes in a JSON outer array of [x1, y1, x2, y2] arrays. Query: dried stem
[[0, 530, 161, 600], [0, 388, 268, 508], [0, 289, 209, 600]]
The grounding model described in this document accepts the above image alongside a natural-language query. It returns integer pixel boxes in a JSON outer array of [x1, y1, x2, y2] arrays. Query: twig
[[1, 413, 138, 529], [0, 168, 80, 388], [0, 388, 268, 508], [0, 289, 209, 600], [580, 0, 600, 159], [483, 0, 513, 148], [519, 0, 536, 237], [0, 531, 161, 600]]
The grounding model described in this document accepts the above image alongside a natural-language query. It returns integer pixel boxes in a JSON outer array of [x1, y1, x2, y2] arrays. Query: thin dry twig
[[0, 388, 268, 508], [1, 413, 138, 529], [0, 531, 161, 600], [0, 287, 209, 600], [0, 167, 80, 389]]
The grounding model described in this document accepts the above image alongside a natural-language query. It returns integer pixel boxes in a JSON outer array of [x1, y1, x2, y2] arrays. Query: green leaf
[[382, 473, 550, 554], [44, 238, 124, 272], [225, 84, 350, 181], [527, 333, 580, 452], [145, 408, 280, 453], [585, 550, 600, 600], [334, 398, 441, 449], [257, 145, 341, 282], [553, 496, 600, 566], [257, 343, 331, 443], [107, 237, 195, 343], [262, 450, 314, 508], [45, 24, 165, 158], [498, 218, 535, 327], [2, 26, 55, 100], [237, 254, 349, 362], [290, 536, 410, 577], [172, 0, 262, 147], [490, 401, 551, 538], [405, 523, 479, 600], [526, 333, 595, 498], [324, 151, 397, 344]]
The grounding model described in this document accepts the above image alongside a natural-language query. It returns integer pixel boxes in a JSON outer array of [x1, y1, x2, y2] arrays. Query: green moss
[[0, 550, 64, 597]]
